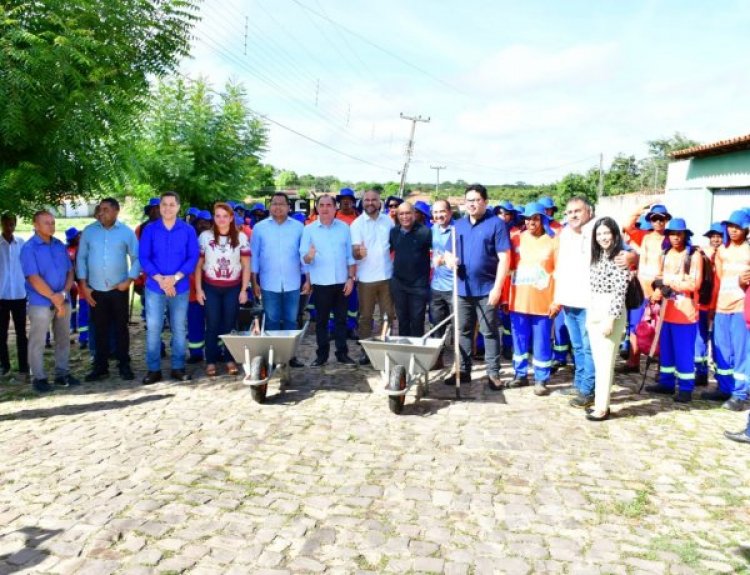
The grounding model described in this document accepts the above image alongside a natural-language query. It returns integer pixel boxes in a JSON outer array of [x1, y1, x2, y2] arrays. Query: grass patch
[[650, 534, 701, 567]]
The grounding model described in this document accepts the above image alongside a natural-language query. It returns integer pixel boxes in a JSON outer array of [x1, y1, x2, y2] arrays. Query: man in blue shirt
[[20, 210, 79, 392], [430, 200, 454, 369], [251, 193, 310, 367], [77, 198, 140, 382], [445, 184, 511, 390], [300, 195, 356, 366], [139, 191, 200, 384], [0, 212, 28, 379]]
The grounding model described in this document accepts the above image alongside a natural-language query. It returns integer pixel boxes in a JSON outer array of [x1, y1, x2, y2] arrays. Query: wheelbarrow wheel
[[249, 355, 268, 404], [388, 364, 407, 415]]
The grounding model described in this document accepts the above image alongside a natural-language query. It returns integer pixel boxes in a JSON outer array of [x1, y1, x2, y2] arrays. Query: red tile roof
[[671, 133, 750, 159]]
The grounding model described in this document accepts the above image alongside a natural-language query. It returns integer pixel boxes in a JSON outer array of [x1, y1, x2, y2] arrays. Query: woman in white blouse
[[586, 217, 631, 421], [195, 203, 251, 376]]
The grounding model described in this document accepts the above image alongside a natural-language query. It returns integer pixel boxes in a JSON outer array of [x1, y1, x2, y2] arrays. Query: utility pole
[[397, 113, 430, 198], [430, 165, 446, 195], [597, 152, 604, 197]]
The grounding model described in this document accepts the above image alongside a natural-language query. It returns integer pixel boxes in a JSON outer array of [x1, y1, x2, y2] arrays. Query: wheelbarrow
[[220, 315, 309, 404], [359, 314, 453, 414]]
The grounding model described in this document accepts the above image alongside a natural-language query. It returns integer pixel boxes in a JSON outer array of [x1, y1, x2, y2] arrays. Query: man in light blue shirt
[[430, 200, 455, 369], [251, 193, 310, 367], [77, 197, 140, 382], [300, 195, 356, 366], [0, 212, 28, 378]]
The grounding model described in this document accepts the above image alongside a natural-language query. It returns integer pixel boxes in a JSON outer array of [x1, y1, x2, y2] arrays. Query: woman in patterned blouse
[[586, 217, 631, 421]]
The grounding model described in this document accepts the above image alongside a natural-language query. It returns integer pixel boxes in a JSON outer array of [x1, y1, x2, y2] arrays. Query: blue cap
[[636, 214, 653, 231], [497, 200, 518, 213], [250, 202, 267, 213], [664, 217, 693, 236], [414, 200, 431, 218], [65, 227, 80, 241], [226, 201, 237, 208], [722, 210, 749, 228], [187, 207, 200, 217], [234, 203, 246, 212], [522, 202, 547, 219], [197, 210, 212, 221], [646, 204, 672, 221], [143, 197, 160, 214], [703, 222, 724, 237], [291, 212, 306, 223], [234, 214, 244, 226], [538, 196, 558, 212], [336, 187, 356, 202]]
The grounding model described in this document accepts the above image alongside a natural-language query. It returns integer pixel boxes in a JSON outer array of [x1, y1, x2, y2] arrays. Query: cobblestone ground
[[0, 322, 749, 575]]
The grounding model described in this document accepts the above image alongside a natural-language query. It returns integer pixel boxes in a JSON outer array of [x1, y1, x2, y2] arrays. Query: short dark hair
[[364, 188, 382, 196], [464, 184, 487, 200], [99, 197, 120, 211], [270, 192, 290, 205], [566, 196, 593, 212], [1, 212, 15, 223], [33, 209, 53, 222], [160, 191, 180, 204], [432, 199, 451, 212], [591, 217, 624, 262], [316, 194, 335, 207]]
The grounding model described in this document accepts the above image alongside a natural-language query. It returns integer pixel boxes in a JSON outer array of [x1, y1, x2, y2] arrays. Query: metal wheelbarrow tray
[[220, 321, 308, 404]]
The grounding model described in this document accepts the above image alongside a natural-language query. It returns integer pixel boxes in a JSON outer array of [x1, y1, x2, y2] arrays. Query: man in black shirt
[[389, 202, 432, 337]]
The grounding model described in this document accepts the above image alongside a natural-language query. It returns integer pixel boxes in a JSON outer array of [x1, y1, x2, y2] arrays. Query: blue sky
[[182, 0, 750, 185]]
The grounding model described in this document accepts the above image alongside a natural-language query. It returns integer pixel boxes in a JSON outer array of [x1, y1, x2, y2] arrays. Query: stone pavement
[[0, 327, 749, 575]]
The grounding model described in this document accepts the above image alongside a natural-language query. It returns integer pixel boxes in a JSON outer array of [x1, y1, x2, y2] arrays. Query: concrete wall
[[665, 151, 750, 244], [595, 193, 665, 228]]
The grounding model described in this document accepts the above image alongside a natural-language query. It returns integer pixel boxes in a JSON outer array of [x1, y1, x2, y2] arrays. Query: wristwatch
[[175, 272, 184, 282]]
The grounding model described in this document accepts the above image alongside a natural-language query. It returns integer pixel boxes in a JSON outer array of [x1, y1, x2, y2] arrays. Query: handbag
[[625, 275, 645, 310]]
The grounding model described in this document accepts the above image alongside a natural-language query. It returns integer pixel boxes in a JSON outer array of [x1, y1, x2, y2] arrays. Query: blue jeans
[[145, 289, 188, 372], [204, 283, 241, 363], [563, 306, 595, 396], [261, 289, 300, 331]]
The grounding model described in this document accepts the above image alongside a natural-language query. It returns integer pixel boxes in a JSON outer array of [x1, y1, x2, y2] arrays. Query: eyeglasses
[[650, 216, 666, 223], [387, 203, 399, 208]]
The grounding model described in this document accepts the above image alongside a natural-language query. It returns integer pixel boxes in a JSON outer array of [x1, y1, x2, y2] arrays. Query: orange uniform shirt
[[336, 211, 358, 226], [715, 242, 750, 314], [509, 231, 557, 316], [637, 231, 667, 298], [658, 248, 702, 324]]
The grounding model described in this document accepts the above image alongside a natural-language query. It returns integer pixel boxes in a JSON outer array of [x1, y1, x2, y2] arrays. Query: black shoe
[[444, 372, 471, 385], [357, 352, 371, 366], [32, 378, 52, 393], [142, 371, 162, 385], [310, 357, 327, 367], [724, 430, 750, 444], [507, 376, 529, 388], [569, 393, 595, 408], [694, 373, 708, 386], [171, 369, 192, 382], [54, 374, 80, 387], [674, 390, 692, 403], [645, 384, 675, 395], [534, 382, 550, 396], [487, 374, 504, 391], [722, 398, 748, 411], [84, 370, 109, 382], [119, 366, 135, 381], [586, 408, 610, 422], [187, 355, 204, 364], [615, 364, 639, 374], [288, 357, 304, 368], [336, 354, 355, 365], [700, 390, 731, 402]]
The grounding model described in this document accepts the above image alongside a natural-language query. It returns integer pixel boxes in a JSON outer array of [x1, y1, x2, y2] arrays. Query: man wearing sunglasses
[[621, 203, 672, 374]]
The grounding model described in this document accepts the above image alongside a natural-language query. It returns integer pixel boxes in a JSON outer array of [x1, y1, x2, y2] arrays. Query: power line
[[289, 0, 466, 95]]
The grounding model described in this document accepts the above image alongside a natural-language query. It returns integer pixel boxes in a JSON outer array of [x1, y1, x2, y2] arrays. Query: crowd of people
[[1, 186, 749, 440]]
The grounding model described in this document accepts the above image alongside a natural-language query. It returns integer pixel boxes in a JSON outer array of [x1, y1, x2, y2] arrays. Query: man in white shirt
[[350, 189, 395, 365], [0, 213, 28, 378]]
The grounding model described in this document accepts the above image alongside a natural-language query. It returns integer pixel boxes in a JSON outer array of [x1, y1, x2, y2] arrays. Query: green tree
[[640, 132, 700, 191], [0, 0, 198, 216], [132, 77, 272, 208], [604, 154, 641, 196], [556, 172, 598, 207], [275, 170, 299, 189]]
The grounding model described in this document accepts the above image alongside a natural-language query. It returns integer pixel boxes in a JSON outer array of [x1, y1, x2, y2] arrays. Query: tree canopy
[[0, 0, 198, 216], [131, 77, 273, 209]]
